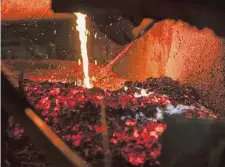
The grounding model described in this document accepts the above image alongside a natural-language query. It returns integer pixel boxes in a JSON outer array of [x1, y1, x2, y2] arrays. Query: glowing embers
[[14, 77, 218, 166], [20, 81, 168, 166], [75, 12, 92, 89]]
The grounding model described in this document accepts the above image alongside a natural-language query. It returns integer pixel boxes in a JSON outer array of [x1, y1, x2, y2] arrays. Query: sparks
[[75, 12, 92, 88]]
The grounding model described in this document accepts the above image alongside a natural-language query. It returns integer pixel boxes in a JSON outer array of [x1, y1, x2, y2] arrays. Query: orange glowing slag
[[75, 12, 92, 88]]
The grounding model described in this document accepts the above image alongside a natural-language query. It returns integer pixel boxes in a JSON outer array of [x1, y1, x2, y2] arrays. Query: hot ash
[[7, 77, 218, 167]]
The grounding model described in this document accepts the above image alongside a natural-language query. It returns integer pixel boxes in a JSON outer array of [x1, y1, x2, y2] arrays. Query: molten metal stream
[[75, 12, 92, 89]]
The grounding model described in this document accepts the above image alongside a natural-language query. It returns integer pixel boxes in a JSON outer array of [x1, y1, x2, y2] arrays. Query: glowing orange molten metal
[[1, 0, 75, 20], [1, 0, 52, 20], [75, 12, 92, 89]]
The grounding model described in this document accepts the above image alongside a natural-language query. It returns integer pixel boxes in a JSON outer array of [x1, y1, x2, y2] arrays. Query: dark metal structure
[[52, 0, 225, 45]]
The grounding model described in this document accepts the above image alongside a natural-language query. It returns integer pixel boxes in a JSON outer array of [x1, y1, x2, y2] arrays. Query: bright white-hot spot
[[74, 12, 92, 88], [134, 88, 154, 98], [78, 59, 81, 66]]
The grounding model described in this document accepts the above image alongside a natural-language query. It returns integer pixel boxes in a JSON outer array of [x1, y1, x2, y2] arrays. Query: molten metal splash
[[74, 12, 92, 88]]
